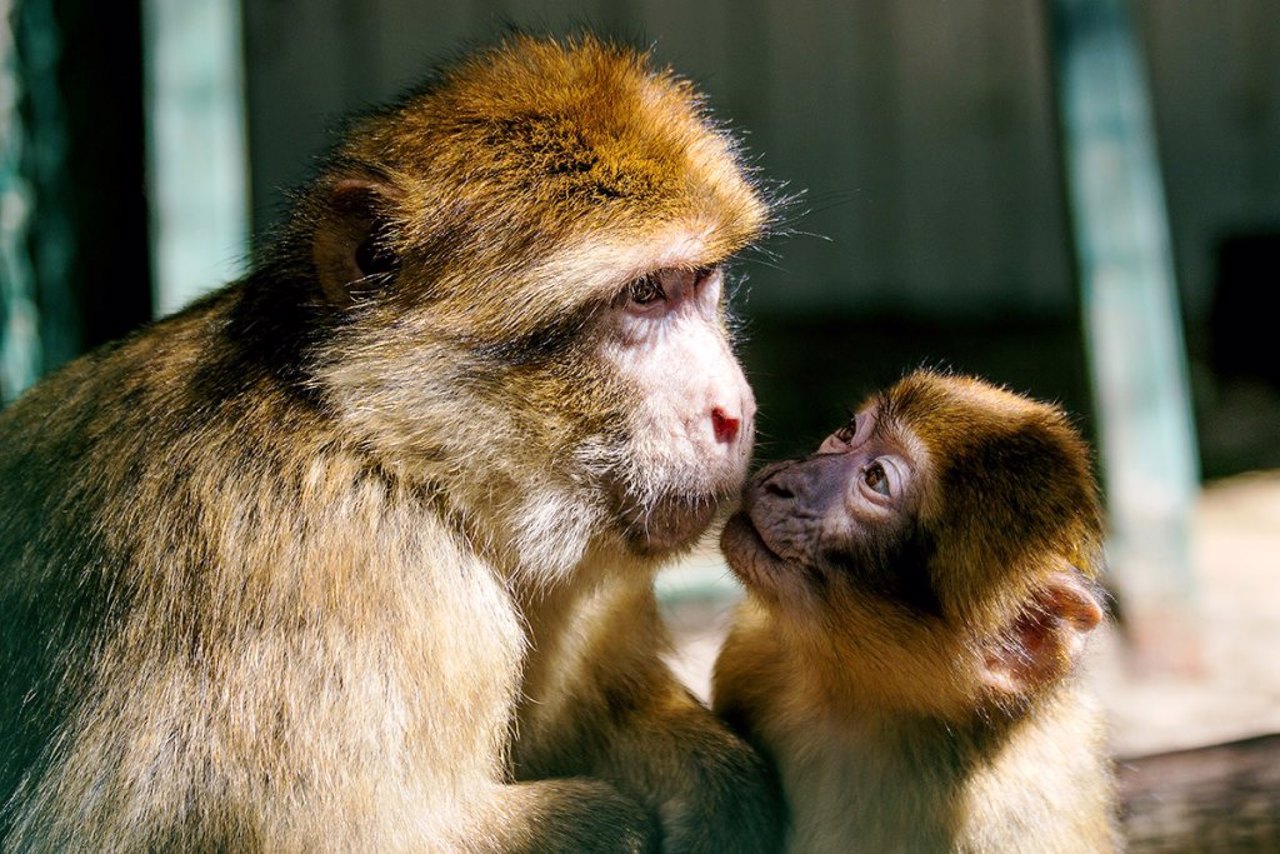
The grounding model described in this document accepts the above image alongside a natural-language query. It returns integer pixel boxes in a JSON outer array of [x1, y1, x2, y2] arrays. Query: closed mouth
[[722, 511, 792, 578], [740, 512, 786, 563]]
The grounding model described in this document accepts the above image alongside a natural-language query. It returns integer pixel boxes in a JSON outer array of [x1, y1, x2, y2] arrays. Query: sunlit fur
[[0, 35, 781, 851], [714, 371, 1117, 853]]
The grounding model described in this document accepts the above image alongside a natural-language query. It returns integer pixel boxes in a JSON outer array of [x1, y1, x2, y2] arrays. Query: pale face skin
[[602, 263, 757, 554]]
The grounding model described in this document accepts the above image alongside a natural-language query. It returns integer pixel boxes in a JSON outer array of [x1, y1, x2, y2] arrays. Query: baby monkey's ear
[[980, 568, 1103, 700]]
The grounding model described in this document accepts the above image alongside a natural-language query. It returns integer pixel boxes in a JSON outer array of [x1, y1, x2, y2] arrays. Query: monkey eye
[[627, 274, 666, 306], [862, 461, 892, 498], [834, 416, 858, 444]]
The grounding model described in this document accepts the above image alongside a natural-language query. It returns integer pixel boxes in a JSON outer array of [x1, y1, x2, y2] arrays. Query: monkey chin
[[621, 493, 724, 557]]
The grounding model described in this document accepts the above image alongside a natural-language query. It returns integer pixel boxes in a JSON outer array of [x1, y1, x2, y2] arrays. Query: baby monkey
[[714, 370, 1117, 853]]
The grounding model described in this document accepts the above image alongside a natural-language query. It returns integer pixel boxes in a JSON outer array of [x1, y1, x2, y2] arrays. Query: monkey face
[[298, 38, 771, 586], [316, 254, 755, 582], [721, 370, 1107, 715], [720, 402, 969, 715], [723, 371, 1103, 621], [721, 402, 935, 616]]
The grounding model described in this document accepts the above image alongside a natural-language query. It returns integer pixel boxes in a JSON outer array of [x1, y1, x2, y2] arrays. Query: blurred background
[[2, 0, 1278, 845]]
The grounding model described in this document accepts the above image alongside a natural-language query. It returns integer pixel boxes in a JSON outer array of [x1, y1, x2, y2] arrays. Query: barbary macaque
[[714, 370, 1117, 853], [0, 35, 784, 852]]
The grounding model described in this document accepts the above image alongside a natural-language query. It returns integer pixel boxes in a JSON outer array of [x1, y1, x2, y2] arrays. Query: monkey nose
[[711, 407, 741, 444]]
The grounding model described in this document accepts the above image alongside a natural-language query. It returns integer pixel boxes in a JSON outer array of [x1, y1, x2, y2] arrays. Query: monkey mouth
[[720, 511, 791, 587]]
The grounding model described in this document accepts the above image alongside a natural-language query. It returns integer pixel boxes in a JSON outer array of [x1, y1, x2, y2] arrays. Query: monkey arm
[[514, 585, 785, 854], [463, 778, 656, 854], [593, 674, 786, 854]]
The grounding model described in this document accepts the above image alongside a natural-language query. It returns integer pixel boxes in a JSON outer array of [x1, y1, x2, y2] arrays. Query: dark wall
[[242, 0, 1079, 320], [241, 1, 1280, 324], [239, 0, 1094, 464], [1137, 0, 1280, 322]]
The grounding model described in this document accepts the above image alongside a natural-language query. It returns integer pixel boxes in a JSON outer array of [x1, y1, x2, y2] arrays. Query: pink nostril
[[711, 407, 740, 444]]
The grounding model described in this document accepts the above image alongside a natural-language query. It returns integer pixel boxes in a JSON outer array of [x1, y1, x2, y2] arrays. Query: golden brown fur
[[0, 35, 782, 852], [714, 371, 1117, 853]]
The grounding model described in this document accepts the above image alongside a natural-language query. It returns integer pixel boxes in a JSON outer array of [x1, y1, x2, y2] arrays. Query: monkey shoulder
[[0, 279, 514, 676]]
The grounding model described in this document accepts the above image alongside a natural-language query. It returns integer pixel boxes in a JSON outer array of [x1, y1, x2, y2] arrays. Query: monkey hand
[[477, 777, 658, 854]]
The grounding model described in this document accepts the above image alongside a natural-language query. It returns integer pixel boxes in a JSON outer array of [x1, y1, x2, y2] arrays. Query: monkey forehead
[[544, 223, 728, 296], [357, 36, 768, 250], [414, 221, 732, 346], [883, 371, 1034, 422], [879, 371, 1075, 462]]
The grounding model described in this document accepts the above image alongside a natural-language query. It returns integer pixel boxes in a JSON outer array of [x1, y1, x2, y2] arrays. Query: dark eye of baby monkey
[[862, 461, 891, 497]]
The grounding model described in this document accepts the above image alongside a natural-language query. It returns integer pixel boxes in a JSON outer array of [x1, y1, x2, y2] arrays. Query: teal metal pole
[[1, 0, 40, 402], [143, 0, 249, 318], [1048, 0, 1200, 665], [2, 0, 75, 398]]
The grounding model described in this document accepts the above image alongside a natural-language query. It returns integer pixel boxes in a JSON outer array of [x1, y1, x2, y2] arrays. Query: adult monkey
[[0, 36, 782, 852]]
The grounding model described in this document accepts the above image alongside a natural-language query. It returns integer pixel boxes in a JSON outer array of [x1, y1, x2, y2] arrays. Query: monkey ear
[[981, 570, 1103, 699], [312, 178, 402, 306]]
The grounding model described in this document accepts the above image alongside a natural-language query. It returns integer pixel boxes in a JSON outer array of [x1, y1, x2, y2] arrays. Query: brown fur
[[714, 371, 1117, 853], [0, 35, 781, 852]]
